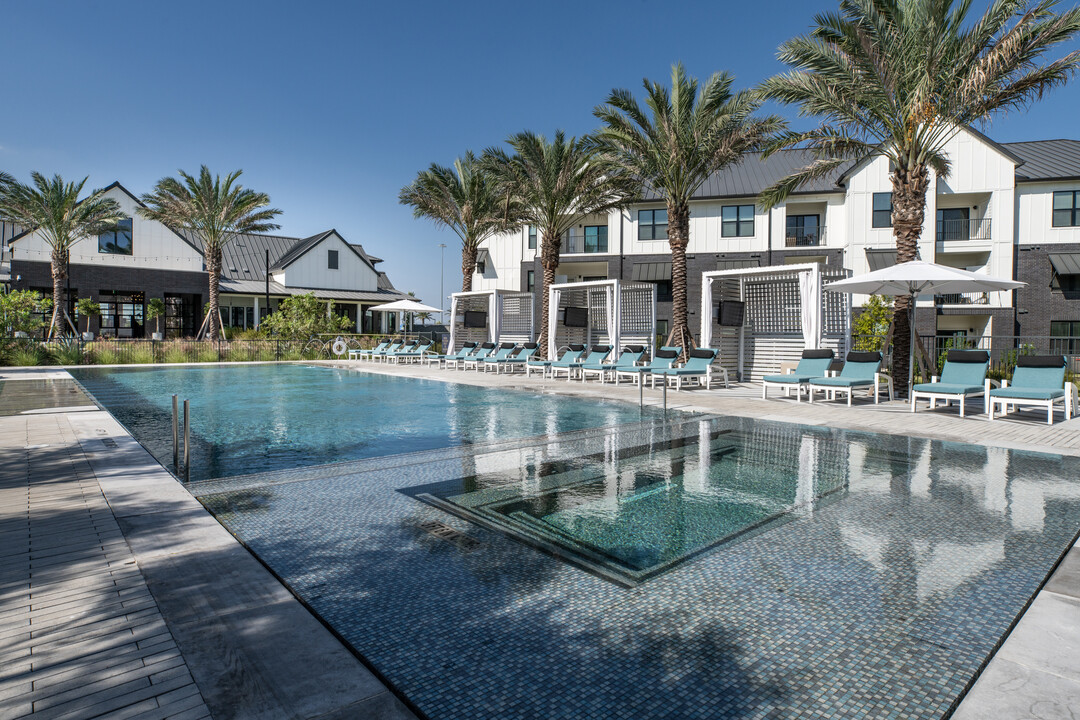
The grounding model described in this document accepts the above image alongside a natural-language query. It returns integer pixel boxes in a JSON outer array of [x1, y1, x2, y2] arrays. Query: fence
[[853, 334, 1080, 381]]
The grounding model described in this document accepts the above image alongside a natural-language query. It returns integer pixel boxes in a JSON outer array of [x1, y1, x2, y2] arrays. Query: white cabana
[[699, 263, 851, 381], [448, 290, 534, 352], [547, 280, 656, 359]]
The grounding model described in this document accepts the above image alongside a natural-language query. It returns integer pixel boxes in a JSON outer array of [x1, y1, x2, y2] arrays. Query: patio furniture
[[580, 345, 646, 383], [423, 341, 477, 368], [480, 343, 520, 372], [390, 341, 433, 364], [350, 338, 389, 361], [491, 343, 539, 373], [614, 347, 681, 386], [380, 340, 417, 363], [525, 344, 585, 379], [807, 351, 893, 406], [368, 340, 402, 361], [988, 355, 1077, 425], [459, 342, 496, 370], [910, 350, 992, 418], [651, 348, 721, 391], [762, 349, 835, 401], [553, 345, 612, 381]]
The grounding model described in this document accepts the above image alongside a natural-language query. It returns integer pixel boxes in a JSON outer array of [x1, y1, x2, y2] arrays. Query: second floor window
[[872, 193, 893, 228], [99, 218, 133, 255], [1053, 191, 1080, 227], [722, 205, 754, 237], [936, 208, 970, 241], [583, 225, 608, 253], [328, 249, 339, 269], [528, 226, 537, 249], [638, 209, 668, 240]]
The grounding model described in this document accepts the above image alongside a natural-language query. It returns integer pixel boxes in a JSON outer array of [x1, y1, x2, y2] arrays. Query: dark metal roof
[[632, 262, 671, 281], [641, 149, 853, 202], [866, 248, 899, 271], [1003, 140, 1080, 182], [1049, 252, 1080, 275], [716, 258, 761, 270]]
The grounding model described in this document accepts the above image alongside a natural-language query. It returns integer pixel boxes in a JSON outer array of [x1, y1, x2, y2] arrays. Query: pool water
[[70, 364, 662, 482]]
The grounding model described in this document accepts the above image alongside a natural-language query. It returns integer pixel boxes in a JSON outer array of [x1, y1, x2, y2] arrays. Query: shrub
[[92, 345, 120, 365], [163, 344, 192, 364], [852, 295, 892, 351], [51, 341, 85, 366], [11, 345, 47, 366], [128, 343, 156, 364], [197, 345, 220, 363]]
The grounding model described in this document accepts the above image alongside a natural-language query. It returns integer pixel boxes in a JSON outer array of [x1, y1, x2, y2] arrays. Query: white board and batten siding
[[278, 232, 379, 292]]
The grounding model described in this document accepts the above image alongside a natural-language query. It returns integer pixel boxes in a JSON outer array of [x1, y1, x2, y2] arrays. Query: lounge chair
[[368, 339, 402, 361], [382, 340, 419, 363], [580, 345, 646, 383], [480, 343, 519, 372], [762, 349, 835, 402], [526, 344, 584, 379], [422, 341, 477, 368], [988, 355, 1077, 425], [553, 344, 612, 381], [651, 348, 720, 391], [490, 343, 539, 373], [446, 342, 490, 370], [910, 350, 992, 418], [350, 338, 389, 361], [460, 342, 496, 370], [807, 351, 893, 406], [614, 347, 681, 386], [390, 341, 433, 364]]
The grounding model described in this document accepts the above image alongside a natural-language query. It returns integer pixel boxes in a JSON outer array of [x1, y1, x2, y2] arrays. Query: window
[[1051, 320, 1080, 355], [583, 225, 608, 253], [656, 319, 669, 344], [722, 205, 755, 237], [786, 215, 820, 246], [98, 218, 133, 255], [528, 226, 537, 250], [1053, 191, 1080, 227], [328, 249, 339, 269], [936, 207, 970, 241], [526, 270, 535, 293], [476, 260, 486, 274], [872, 193, 893, 228], [1054, 273, 1080, 292], [98, 290, 145, 338], [638, 209, 668, 240], [653, 281, 673, 302]]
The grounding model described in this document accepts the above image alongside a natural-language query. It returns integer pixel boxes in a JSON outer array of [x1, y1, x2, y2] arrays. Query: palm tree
[[594, 63, 783, 351], [398, 151, 517, 293], [0, 173, 125, 338], [485, 131, 636, 357], [760, 0, 1080, 394], [139, 166, 280, 341]]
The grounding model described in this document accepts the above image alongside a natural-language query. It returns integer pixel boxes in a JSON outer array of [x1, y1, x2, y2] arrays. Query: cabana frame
[[448, 290, 534, 353], [699, 263, 851, 382], [547, 280, 656, 360]]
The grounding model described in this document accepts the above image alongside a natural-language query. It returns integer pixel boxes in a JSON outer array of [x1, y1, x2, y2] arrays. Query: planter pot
[[151, 333, 164, 341], [13, 331, 28, 339], [82, 332, 95, 342]]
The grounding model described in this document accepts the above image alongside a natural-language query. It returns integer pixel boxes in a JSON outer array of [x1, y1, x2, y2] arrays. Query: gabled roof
[[268, 229, 376, 274], [1003, 140, 1080, 182]]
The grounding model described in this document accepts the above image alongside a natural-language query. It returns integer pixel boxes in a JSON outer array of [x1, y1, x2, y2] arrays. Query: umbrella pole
[[908, 292, 916, 399]]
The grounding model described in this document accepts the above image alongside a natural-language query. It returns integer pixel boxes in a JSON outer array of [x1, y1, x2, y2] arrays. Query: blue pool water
[[70, 364, 660, 482]]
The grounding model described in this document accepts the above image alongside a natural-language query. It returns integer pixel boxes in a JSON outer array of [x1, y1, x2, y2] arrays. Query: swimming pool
[[70, 364, 662, 482]]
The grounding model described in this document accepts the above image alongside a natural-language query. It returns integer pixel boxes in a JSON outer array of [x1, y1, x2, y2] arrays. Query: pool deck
[[2, 360, 1080, 718]]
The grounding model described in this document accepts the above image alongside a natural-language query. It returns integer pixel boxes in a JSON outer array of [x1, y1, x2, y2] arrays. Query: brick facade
[[1015, 243, 1080, 340]]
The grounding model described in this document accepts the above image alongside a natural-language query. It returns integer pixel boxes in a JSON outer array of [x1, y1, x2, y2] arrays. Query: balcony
[[936, 291, 989, 306], [936, 217, 992, 242], [785, 226, 826, 247], [560, 231, 609, 255]]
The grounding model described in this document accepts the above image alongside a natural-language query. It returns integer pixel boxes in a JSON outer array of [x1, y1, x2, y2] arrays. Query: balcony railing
[[936, 217, 992, 242], [560, 234, 609, 254], [785, 227, 826, 247], [936, 291, 990, 306]]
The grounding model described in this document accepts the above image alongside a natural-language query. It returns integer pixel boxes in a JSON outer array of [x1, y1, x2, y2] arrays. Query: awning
[[632, 262, 672, 282], [1049, 252, 1080, 275], [865, 248, 898, 271], [716, 257, 761, 270]]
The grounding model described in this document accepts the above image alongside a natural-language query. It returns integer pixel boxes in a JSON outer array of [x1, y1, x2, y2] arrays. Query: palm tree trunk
[[206, 247, 222, 341], [890, 165, 930, 398], [48, 248, 69, 339], [666, 201, 695, 353], [535, 233, 560, 359], [461, 245, 477, 292]]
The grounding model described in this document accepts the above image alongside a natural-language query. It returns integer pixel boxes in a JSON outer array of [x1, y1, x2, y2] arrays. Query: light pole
[[439, 243, 447, 326]]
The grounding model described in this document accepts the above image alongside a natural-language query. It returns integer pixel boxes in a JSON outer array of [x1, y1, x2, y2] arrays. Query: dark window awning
[[866, 248, 898, 271], [1049, 252, 1080, 275], [632, 262, 672, 282], [716, 258, 761, 271]]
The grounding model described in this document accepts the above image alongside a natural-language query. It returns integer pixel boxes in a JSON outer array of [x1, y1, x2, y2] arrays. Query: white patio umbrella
[[374, 298, 443, 333], [825, 261, 1024, 395]]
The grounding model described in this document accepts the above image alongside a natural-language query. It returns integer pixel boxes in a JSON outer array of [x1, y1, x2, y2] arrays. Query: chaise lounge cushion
[[990, 387, 1065, 400], [810, 376, 875, 388], [911, 382, 986, 395]]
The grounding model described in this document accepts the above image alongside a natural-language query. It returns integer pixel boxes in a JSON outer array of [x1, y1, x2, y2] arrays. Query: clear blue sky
[[3, 0, 1079, 307]]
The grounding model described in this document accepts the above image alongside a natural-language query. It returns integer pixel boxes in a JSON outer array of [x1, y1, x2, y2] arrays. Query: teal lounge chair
[[553, 344, 612, 381], [350, 338, 389, 360], [480, 343, 519, 372], [526, 344, 584, 379], [372, 340, 404, 362], [382, 340, 419, 363], [762, 349, 835, 402], [491, 343, 539, 373], [460, 342, 496, 370], [989, 355, 1077, 425], [422, 341, 477, 367], [446, 342, 490, 370], [807, 351, 893, 406], [391, 341, 433, 364], [614, 347, 681, 386], [580, 345, 646, 383], [651, 348, 720, 391], [910, 349, 991, 418]]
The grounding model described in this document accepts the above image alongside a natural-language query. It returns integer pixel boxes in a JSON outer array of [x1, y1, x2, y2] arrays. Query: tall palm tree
[[0, 173, 125, 338], [398, 151, 517, 293], [139, 166, 280, 340], [485, 131, 636, 357], [594, 63, 783, 351], [760, 0, 1080, 394]]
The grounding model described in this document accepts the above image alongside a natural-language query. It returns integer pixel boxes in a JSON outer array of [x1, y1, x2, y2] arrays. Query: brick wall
[[1015, 243, 1080, 338]]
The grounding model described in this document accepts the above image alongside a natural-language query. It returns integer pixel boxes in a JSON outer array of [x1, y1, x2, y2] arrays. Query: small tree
[[146, 298, 166, 336], [76, 298, 101, 335], [259, 293, 352, 342], [0, 289, 50, 336], [852, 295, 892, 351]]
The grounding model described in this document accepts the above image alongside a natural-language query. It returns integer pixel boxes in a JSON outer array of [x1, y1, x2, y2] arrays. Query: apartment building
[[6, 182, 409, 338], [474, 127, 1080, 350]]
